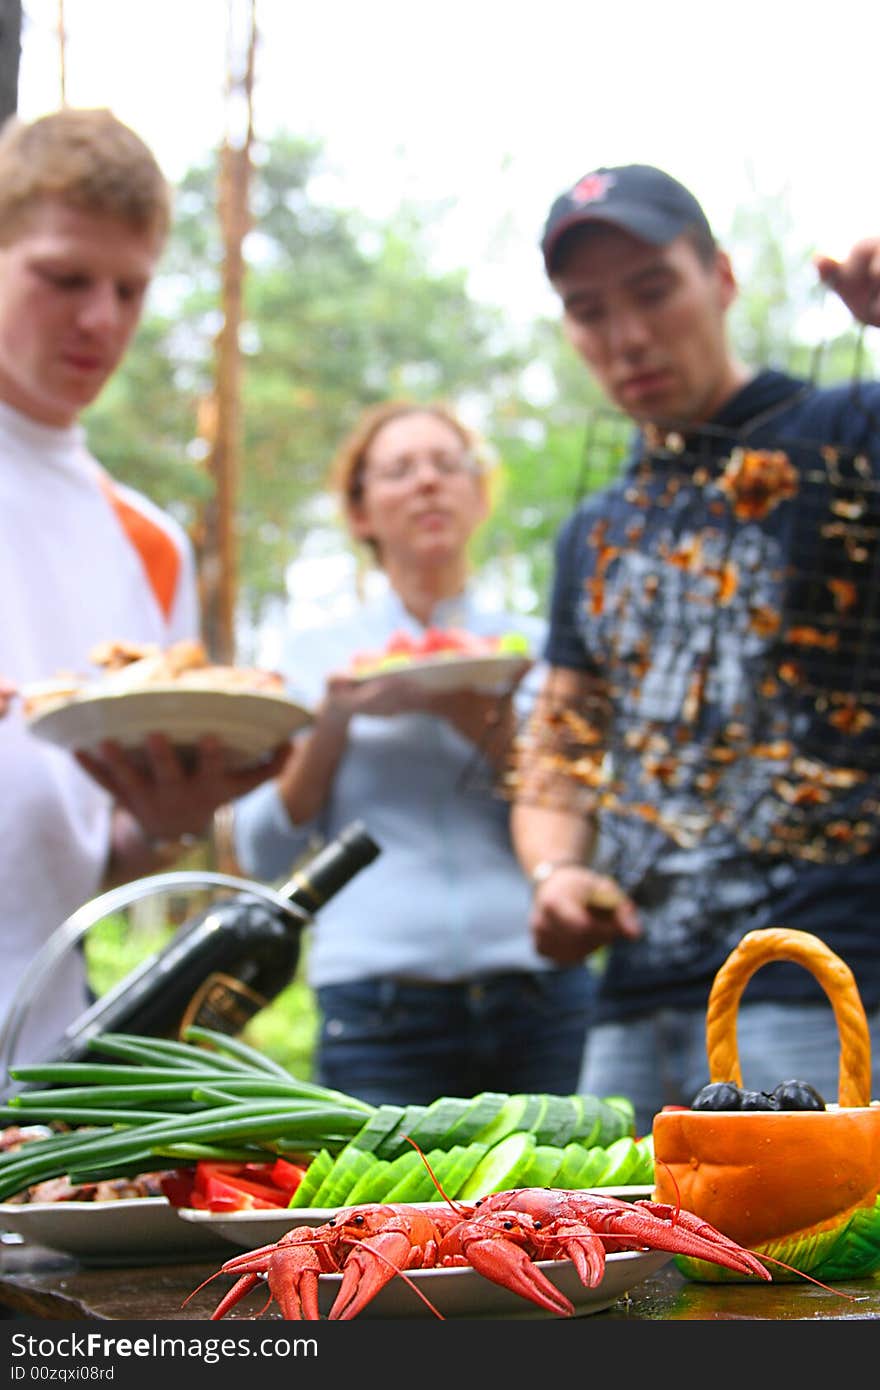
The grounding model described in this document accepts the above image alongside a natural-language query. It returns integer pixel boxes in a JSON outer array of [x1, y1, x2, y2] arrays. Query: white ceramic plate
[[176, 1212, 669, 1319], [351, 653, 528, 694], [26, 687, 313, 768], [0, 1196, 234, 1266], [314, 1247, 671, 1319], [176, 1186, 655, 1242]]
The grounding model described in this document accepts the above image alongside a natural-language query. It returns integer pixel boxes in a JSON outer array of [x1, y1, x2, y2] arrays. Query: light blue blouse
[[233, 583, 549, 988]]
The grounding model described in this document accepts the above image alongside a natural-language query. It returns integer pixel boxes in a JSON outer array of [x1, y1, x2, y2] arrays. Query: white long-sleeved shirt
[[234, 583, 549, 988], [0, 401, 198, 1062]]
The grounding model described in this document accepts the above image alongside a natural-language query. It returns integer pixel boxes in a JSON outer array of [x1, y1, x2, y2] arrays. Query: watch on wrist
[[530, 858, 582, 889], [146, 832, 200, 860]]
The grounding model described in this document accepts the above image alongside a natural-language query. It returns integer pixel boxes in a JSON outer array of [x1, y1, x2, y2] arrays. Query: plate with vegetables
[[348, 628, 532, 692], [171, 1101, 654, 1237], [0, 1197, 233, 1265], [0, 1028, 652, 1265]]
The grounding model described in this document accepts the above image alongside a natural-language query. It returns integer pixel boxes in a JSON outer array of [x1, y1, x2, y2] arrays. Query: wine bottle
[[42, 820, 380, 1064]]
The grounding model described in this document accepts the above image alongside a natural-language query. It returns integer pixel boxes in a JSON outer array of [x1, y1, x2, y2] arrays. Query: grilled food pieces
[[21, 640, 285, 717]]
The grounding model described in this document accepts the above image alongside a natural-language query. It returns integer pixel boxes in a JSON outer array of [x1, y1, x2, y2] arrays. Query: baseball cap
[[541, 164, 714, 274]]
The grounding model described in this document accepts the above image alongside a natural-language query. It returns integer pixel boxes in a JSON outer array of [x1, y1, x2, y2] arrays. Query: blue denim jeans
[[315, 967, 597, 1107], [579, 1001, 880, 1139]]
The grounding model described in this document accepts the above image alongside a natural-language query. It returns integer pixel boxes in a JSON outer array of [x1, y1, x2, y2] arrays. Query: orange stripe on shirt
[[97, 474, 181, 621]]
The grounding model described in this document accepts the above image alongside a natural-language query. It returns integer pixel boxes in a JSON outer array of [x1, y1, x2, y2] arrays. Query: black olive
[[770, 1079, 826, 1111], [739, 1089, 778, 1110], [691, 1081, 743, 1111]]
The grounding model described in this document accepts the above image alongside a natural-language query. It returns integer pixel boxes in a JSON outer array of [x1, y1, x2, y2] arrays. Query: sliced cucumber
[[343, 1149, 423, 1205], [516, 1143, 566, 1189], [533, 1095, 580, 1145], [349, 1104, 408, 1153], [403, 1098, 474, 1153], [538, 1096, 582, 1147], [471, 1093, 527, 1146], [592, 1097, 633, 1148], [286, 1148, 334, 1208], [518, 1093, 549, 1138], [343, 1158, 395, 1206], [493, 1094, 547, 1137], [371, 1146, 425, 1193], [456, 1132, 536, 1200], [568, 1094, 602, 1147], [440, 1142, 491, 1202], [572, 1145, 617, 1188], [439, 1092, 509, 1147], [375, 1104, 431, 1160], [592, 1135, 640, 1186], [554, 1142, 596, 1190], [600, 1095, 636, 1138], [309, 1147, 377, 1208], [383, 1146, 455, 1203]]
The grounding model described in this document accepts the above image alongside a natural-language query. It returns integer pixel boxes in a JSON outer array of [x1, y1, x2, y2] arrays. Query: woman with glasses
[[233, 400, 597, 1106]]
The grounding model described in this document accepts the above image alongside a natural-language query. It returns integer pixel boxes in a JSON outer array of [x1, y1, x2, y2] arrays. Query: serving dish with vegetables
[[0, 1026, 652, 1265]]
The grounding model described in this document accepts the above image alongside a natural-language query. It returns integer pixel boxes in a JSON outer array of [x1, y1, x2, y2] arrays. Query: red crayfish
[[187, 1179, 770, 1320]]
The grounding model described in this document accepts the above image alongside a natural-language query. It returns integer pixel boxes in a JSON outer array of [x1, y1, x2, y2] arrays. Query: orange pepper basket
[[652, 927, 880, 1281]]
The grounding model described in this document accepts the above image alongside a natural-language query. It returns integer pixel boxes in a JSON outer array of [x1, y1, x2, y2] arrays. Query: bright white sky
[[16, 0, 880, 332]]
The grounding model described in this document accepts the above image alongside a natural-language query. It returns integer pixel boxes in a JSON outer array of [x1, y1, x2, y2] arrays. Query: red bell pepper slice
[[193, 1160, 305, 1210], [199, 1175, 284, 1211], [268, 1157, 307, 1196], [163, 1159, 307, 1211], [158, 1168, 198, 1208]]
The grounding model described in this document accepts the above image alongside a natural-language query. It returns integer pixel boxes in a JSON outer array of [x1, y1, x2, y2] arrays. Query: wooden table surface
[[1, 1238, 878, 1321]]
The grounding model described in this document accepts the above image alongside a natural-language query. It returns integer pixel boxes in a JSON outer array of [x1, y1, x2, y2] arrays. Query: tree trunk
[[198, 0, 257, 668], [197, 0, 258, 877], [0, 0, 22, 123]]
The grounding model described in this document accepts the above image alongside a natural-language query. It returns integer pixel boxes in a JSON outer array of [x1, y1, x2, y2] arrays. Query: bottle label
[[178, 973, 270, 1036]]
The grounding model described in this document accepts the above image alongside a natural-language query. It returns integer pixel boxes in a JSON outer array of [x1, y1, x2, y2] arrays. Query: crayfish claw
[[465, 1236, 575, 1316], [610, 1202, 771, 1281], [328, 1230, 420, 1320], [552, 1225, 607, 1289], [267, 1246, 326, 1320]]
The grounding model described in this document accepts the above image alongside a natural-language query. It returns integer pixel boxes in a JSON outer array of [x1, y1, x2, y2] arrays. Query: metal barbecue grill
[[474, 366, 880, 882]]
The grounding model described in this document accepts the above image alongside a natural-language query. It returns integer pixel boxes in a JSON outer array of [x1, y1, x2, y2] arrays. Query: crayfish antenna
[[743, 1251, 859, 1300], [180, 1267, 229, 1309], [653, 1156, 682, 1223], [404, 1135, 469, 1217]]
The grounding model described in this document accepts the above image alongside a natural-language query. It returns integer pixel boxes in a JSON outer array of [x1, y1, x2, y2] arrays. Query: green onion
[[140, 1142, 278, 1162], [9, 1064, 246, 1086], [0, 1028, 379, 1202], [182, 1026, 295, 1079], [87, 1034, 254, 1072]]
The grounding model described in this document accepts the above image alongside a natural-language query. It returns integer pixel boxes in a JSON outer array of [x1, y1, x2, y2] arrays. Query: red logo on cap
[[570, 172, 615, 206]]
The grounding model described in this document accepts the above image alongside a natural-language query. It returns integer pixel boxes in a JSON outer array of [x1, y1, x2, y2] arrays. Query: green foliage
[[724, 186, 878, 383], [240, 977, 318, 1082], [84, 132, 529, 631], [83, 912, 174, 996]]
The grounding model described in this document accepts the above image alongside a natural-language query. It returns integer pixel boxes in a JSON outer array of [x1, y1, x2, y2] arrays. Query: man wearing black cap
[[511, 163, 880, 1136]]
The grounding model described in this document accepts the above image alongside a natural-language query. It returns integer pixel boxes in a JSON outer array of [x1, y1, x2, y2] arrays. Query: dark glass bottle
[[44, 821, 381, 1063]]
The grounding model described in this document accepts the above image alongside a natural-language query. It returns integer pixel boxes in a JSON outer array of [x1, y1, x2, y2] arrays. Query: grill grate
[[477, 383, 880, 871]]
